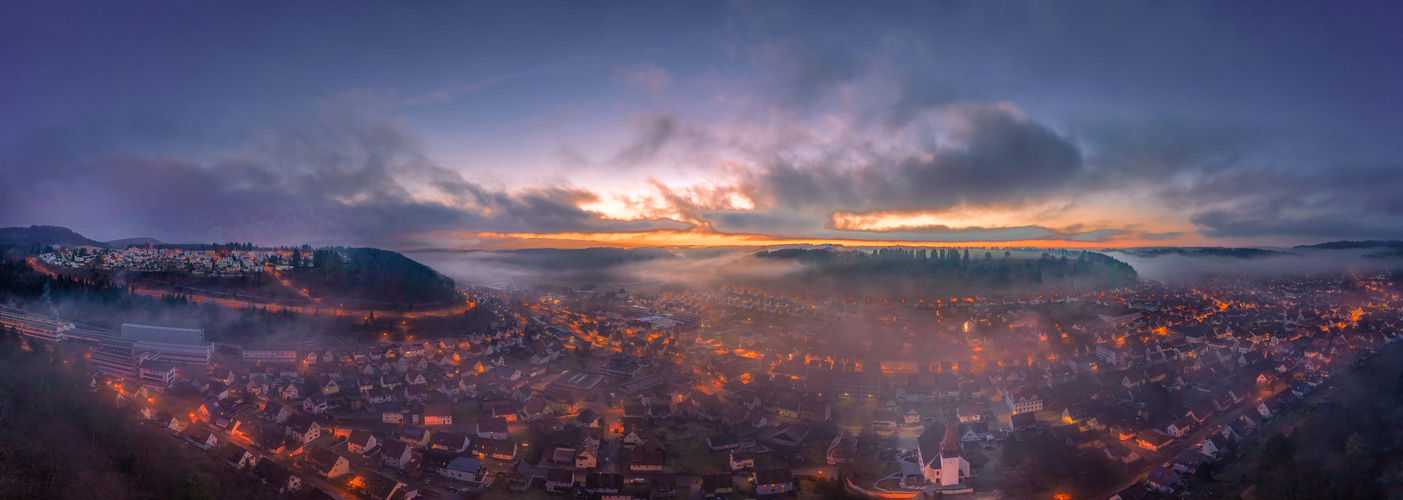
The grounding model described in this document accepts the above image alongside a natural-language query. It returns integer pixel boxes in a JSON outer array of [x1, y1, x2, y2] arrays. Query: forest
[[722, 247, 1140, 298], [283, 247, 460, 308], [0, 325, 277, 499]]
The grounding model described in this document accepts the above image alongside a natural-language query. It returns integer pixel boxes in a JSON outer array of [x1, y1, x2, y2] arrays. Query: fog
[[405, 247, 805, 289], [1111, 247, 1398, 283]]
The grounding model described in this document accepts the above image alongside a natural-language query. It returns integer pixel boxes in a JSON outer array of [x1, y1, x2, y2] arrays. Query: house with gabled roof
[[304, 446, 350, 479], [221, 445, 258, 469], [380, 440, 413, 469], [253, 460, 301, 493], [285, 415, 321, 443], [348, 429, 378, 454], [753, 468, 794, 496]]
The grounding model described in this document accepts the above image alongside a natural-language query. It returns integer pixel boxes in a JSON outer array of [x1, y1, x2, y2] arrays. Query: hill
[[717, 247, 1139, 297], [104, 237, 165, 247], [1295, 240, 1403, 250], [283, 247, 460, 307], [1110, 247, 1297, 259], [0, 225, 109, 248]]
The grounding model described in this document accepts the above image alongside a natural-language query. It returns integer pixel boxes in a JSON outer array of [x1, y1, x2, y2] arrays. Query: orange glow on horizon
[[420, 229, 1190, 250]]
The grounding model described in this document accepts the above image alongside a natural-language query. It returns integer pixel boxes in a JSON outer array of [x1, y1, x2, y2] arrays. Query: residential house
[[399, 426, 431, 447], [1147, 464, 1182, 492], [304, 447, 350, 479], [429, 432, 471, 453], [477, 417, 510, 440], [701, 473, 735, 497], [1004, 386, 1043, 413], [380, 440, 413, 469], [184, 424, 219, 449], [825, 431, 857, 464], [575, 440, 599, 469], [1110, 484, 1150, 500], [628, 440, 667, 472], [471, 437, 517, 460], [753, 468, 795, 496], [546, 469, 576, 493], [729, 450, 755, 471], [423, 404, 453, 426], [356, 471, 407, 500], [258, 403, 290, 424], [1135, 430, 1174, 452], [253, 460, 301, 494], [303, 394, 330, 415], [285, 415, 321, 443], [348, 430, 378, 454], [221, 446, 258, 469]]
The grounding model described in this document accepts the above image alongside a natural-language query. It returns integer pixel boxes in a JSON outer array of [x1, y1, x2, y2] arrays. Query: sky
[[3, 1, 1402, 250]]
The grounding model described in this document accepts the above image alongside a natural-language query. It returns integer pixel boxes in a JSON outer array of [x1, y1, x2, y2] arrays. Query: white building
[[916, 423, 971, 491], [1003, 386, 1043, 413]]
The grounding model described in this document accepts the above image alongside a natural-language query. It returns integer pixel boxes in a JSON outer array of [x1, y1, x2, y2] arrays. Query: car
[[586, 395, 598, 401]]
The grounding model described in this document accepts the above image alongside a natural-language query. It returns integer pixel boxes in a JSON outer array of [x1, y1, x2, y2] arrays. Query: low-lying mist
[[407, 246, 1140, 298], [1111, 247, 1399, 283]]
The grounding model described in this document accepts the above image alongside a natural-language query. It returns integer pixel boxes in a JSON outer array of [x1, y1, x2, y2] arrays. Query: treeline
[[732, 247, 1138, 297], [1296, 240, 1403, 250], [0, 258, 120, 302], [0, 327, 277, 499], [285, 247, 459, 306], [1115, 247, 1297, 259]]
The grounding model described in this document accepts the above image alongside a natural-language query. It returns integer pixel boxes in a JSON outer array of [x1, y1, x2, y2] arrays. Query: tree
[[1004, 250, 1011, 258]]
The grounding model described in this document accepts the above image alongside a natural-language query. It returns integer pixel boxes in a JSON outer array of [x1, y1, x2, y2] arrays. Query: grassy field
[[667, 437, 727, 473], [453, 399, 485, 424]]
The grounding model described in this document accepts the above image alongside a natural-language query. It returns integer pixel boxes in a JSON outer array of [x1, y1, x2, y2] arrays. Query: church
[[916, 420, 972, 492]]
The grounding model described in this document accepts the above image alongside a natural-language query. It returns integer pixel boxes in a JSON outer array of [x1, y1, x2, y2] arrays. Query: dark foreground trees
[[0, 330, 274, 499]]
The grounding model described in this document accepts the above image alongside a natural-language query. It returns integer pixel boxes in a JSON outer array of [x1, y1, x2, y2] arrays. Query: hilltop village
[[3, 271, 1402, 500]]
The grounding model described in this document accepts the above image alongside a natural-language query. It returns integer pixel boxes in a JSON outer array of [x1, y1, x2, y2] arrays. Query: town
[[38, 245, 300, 277], [3, 267, 1400, 500]]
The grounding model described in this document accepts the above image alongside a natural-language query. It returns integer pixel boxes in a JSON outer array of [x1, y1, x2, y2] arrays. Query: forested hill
[[286, 247, 459, 306], [0, 225, 108, 249], [719, 247, 1138, 298], [1111, 247, 1297, 259], [1296, 240, 1403, 250]]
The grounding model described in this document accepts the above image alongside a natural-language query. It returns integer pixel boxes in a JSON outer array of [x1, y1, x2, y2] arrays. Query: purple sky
[[3, 1, 1402, 248]]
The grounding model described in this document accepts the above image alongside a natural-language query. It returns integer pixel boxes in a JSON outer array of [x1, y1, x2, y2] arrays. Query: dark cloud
[[0, 102, 686, 245], [740, 103, 1083, 213], [1162, 164, 1403, 240], [609, 112, 712, 168], [1076, 115, 1255, 182], [747, 39, 868, 113]]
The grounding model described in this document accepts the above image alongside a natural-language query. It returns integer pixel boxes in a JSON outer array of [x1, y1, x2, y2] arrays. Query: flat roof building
[[120, 324, 211, 365], [0, 309, 73, 343], [121, 323, 204, 344], [547, 371, 606, 395]]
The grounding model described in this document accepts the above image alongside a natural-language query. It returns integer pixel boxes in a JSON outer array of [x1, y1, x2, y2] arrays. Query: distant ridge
[[1110, 247, 1297, 259], [105, 237, 165, 248], [0, 225, 109, 248], [1295, 240, 1403, 250]]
